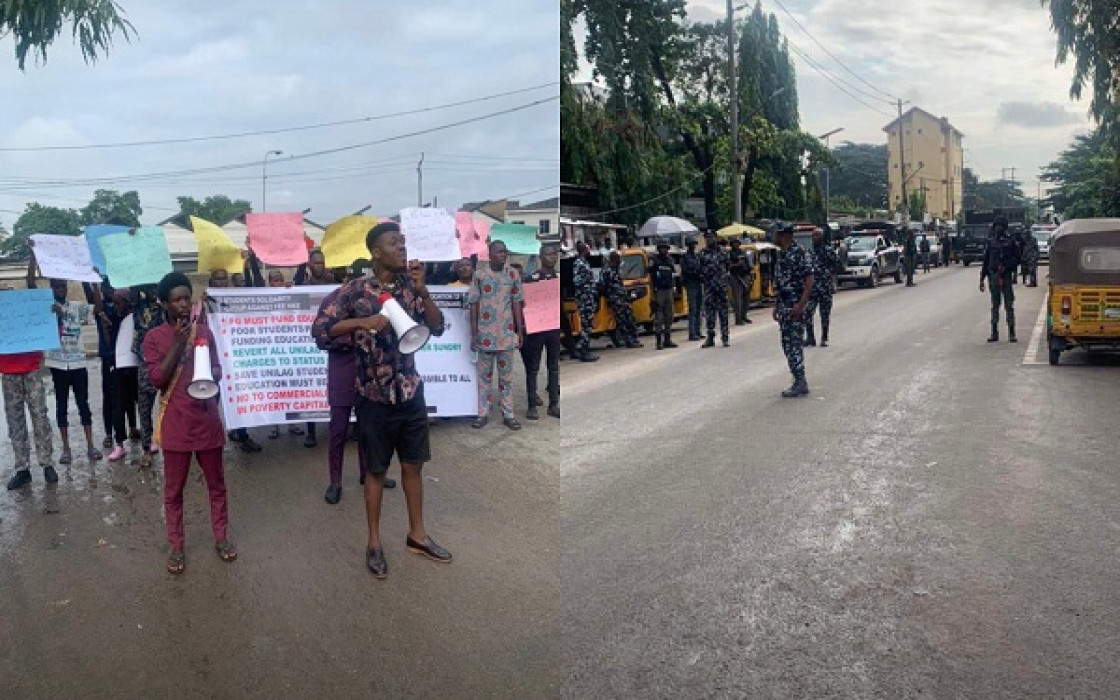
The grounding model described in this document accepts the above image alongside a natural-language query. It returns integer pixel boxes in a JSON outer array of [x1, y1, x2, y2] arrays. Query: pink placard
[[522, 277, 560, 334], [457, 212, 490, 261], [246, 212, 308, 266]]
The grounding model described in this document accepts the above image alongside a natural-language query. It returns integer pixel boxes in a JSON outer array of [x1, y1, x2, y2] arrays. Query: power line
[[783, 37, 892, 106], [786, 43, 894, 118], [581, 163, 717, 220], [0, 82, 559, 152], [768, 0, 898, 101], [0, 96, 558, 191]]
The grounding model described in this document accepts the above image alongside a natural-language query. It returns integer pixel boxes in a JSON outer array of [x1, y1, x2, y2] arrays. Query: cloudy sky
[[578, 0, 1093, 196], [0, 1, 559, 229]]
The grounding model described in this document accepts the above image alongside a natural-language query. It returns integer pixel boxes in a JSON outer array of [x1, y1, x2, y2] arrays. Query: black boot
[[656, 334, 663, 350], [701, 335, 715, 348], [579, 351, 599, 362], [821, 321, 830, 347], [987, 323, 999, 343], [663, 332, 677, 349], [804, 326, 817, 347], [1008, 323, 1017, 343]]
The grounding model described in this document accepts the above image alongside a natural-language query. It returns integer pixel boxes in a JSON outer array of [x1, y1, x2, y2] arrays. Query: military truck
[[956, 207, 1026, 266]]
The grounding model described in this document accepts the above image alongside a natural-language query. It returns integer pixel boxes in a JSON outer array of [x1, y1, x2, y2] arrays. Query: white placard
[[30, 233, 102, 283], [115, 313, 139, 368], [208, 285, 477, 428], [400, 207, 461, 262]]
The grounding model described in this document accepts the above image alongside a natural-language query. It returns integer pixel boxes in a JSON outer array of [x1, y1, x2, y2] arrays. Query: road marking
[[1023, 295, 1049, 365]]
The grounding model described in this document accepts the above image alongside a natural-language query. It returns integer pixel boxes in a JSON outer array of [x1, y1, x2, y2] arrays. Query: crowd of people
[[2, 223, 560, 579], [565, 226, 838, 397]]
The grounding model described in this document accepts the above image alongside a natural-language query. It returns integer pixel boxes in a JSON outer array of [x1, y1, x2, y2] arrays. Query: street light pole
[[262, 149, 282, 212], [417, 152, 425, 207], [816, 127, 843, 225], [727, 0, 740, 225]]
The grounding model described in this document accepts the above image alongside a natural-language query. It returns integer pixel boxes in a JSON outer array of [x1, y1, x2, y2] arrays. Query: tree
[[1, 0, 134, 69], [1041, 129, 1120, 218], [80, 189, 142, 226], [828, 143, 889, 211], [908, 191, 926, 221], [175, 195, 253, 225], [1041, 0, 1120, 134], [1, 203, 82, 260]]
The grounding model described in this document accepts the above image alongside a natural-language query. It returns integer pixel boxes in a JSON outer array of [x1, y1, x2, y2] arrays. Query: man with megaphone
[[312, 222, 451, 579]]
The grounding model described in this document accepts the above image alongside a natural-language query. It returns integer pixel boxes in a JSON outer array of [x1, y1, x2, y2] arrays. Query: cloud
[[996, 101, 1082, 128]]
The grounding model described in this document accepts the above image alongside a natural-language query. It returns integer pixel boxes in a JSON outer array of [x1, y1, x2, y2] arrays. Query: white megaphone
[[187, 337, 219, 400], [378, 292, 430, 354]]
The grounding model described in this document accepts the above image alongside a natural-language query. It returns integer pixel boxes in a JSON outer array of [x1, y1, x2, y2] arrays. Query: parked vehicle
[[838, 232, 903, 287], [1046, 218, 1120, 365], [958, 207, 1026, 266], [1032, 224, 1057, 262]]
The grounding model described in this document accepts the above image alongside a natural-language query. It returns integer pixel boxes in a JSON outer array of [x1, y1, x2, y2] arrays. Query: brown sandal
[[167, 551, 185, 575], [215, 540, 237, 563]]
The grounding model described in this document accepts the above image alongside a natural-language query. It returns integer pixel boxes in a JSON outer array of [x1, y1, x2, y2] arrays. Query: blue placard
[[0, 289, 61, 353], [84, 224, 130, 275]]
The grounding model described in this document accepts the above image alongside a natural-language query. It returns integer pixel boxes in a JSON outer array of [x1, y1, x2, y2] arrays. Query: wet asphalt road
[[0, 363, 559, 698], [563, 264, 1120, 698]]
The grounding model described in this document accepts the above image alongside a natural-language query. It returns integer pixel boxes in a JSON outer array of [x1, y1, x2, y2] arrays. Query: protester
[[4, 254, 55, 490], [312, 221, 452, 578], [469, 240, 526, 430], [142, 271, 235, 575], [520, 244, 560, 420], [40, 276, 102, 464], [208, 269, 263, 453], [294, 249, 334, 447], [83, 278, 122, 453], [245, 254, 306, 440], [315, 258, 398, 504], [131, 284, 163, 468], [449, 258, 473, 287]]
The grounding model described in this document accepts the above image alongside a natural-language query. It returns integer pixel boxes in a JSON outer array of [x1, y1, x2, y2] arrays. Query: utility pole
[[896, 99, 908, 223], [417, 152, 425, 207], [727, 0, 741, 225]]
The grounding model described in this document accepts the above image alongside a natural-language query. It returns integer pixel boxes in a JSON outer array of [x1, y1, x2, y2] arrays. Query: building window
[[538, 219, 550, 234], [512, 220, 525, 225]]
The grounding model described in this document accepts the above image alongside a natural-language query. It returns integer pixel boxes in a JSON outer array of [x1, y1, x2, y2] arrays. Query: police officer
[[1020, 229, 1039, 287], [698, 230, 730, 347], [979, 215, 1022, 342], [804, 227, 838, 347], [919, 232, 932, 273], [903, 228, 918, 286], [602, 251, 642, 348], [773, 226, 815, 397], [571, 242, 600, 362], [681, 237, 704, 340], [649, 241, 679, 350], [728, 238, 753, 325]]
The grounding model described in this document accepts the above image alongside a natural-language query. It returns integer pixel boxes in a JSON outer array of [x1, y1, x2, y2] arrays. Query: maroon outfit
[[142, 321, 228, 551], [315, 288, 364, 485]]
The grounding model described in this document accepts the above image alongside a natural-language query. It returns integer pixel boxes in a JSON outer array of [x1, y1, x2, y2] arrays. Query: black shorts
[[355, 391, 431, 474]]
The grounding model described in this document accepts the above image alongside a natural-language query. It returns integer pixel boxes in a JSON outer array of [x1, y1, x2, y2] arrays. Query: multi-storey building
[[883, 107, 964, 222]]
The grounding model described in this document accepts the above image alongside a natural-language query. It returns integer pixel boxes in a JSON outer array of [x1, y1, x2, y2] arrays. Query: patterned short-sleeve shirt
[[466, 265, 523, 352], [311, 273, 444, 405], [44, 300, 91, 371]]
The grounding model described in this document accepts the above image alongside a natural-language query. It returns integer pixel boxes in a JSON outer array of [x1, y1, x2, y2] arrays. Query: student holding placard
[[131, 285, 164, 469], [4, 256, 56, 490], [520, 244, 561, 420]]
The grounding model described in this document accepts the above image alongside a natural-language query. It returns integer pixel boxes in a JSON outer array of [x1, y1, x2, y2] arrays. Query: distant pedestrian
[[1020, 230, 1039, 286], [903, 229, 918, 286], [648, 241, 678, 350], [698, 230, 730, 347], [143, 272, 235, 575], [601, 251, 641, 349], [681, 238, 704, 341], [919, 233, 932, 273], [980, 215, 1021, 342], [468, 240, 526, 431], [728, 238, 752, 325], [572, 242, 599, 362], [4, 254, 55, 491], [804, 228, 837, 347], [520, 244, 561, 420], [773, 226, 815, 397]]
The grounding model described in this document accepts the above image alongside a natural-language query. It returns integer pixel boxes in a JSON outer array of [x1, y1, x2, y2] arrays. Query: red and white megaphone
[[377, 292, 430, 354], [187, 337, 219, 400]]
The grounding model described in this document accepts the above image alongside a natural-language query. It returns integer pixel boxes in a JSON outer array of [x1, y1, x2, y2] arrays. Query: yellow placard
[[322, 215, 379, 269], [191, 216, 244, 274]]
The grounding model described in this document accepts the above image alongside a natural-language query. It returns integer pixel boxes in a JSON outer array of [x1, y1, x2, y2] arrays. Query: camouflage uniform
[[601, 266, 639, 346], [698, 244, 730, 344], [2, 370, 54, 472], [804, 242, 838, 346], [775, 241, 814, 390], [572, 256, 597, 355]]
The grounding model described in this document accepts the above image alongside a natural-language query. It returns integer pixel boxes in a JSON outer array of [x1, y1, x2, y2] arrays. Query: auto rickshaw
[[1046, 218, 1120, 365], [561, 247, 673, 340]]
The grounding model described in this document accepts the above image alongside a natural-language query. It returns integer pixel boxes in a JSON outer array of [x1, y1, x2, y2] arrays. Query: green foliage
[[908, 191, 926, 221], [2, 203, 82, 260], [0, 0, 134, 69], [962, 168, 1026, 210], [175, 195, 253, 225], [79, 189, 141, 226], [1041, 0, 1120, 136], [828, 143, 888, 210], [1041, 129, 1120, 218]]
